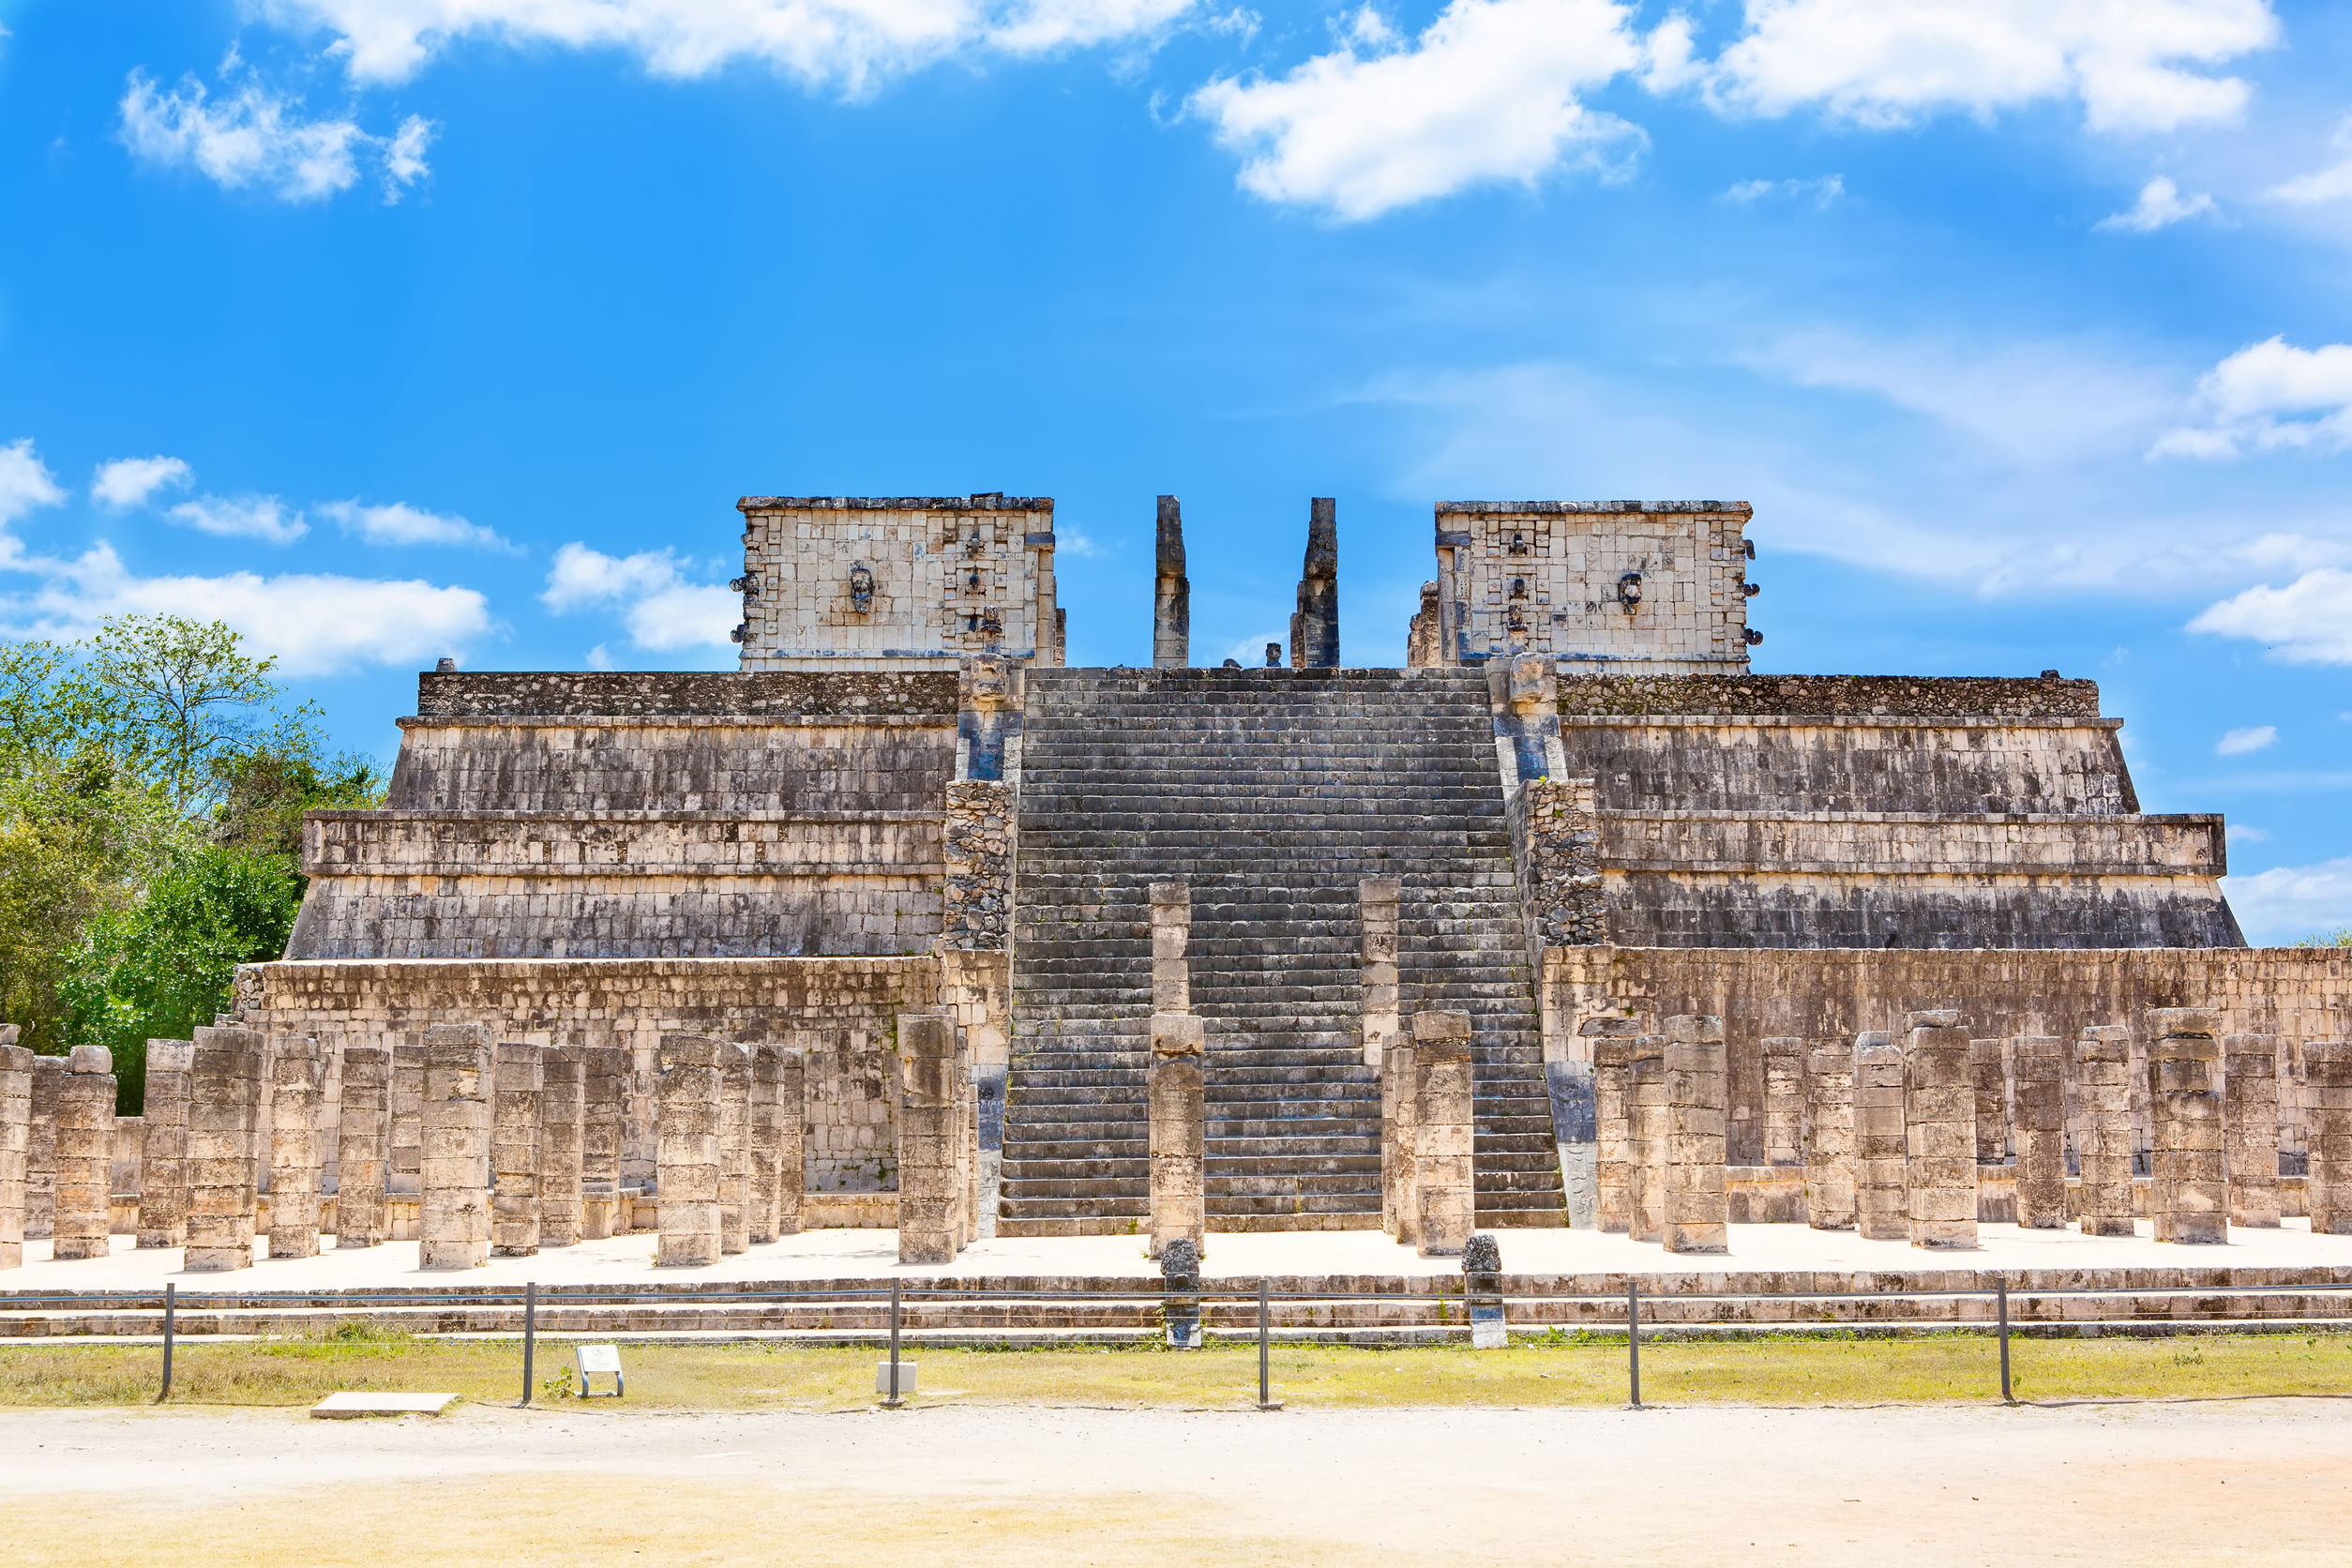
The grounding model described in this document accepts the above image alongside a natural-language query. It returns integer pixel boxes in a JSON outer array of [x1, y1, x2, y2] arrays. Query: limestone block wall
[[233, 957, 939, 1196], [734, 494, 1062, 668], [1433, 501, 1753, 671]]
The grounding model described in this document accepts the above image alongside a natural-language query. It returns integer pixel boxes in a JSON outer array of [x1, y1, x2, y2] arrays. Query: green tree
[[83, 614, 316, 820]]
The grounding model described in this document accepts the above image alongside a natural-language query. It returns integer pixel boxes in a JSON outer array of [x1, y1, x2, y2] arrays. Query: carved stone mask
[[849, 564, 875, 612], [969, 654, 1009, 708], [1508, 649, 1554, 713]]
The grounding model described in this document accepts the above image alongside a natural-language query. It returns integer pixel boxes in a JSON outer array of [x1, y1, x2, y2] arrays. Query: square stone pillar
[[1853, 1033, 1907, 1241], [1411, 1009, 1475, 1258], [776, 1046, 807, 1237], [136, 1040, 196, 1249], [1151, 882, 1190, 1015], [1361, 877, 1400, 1069], [0, 1033, 27, 1269], [1970, 1037, 2010, 1167], [1662, 1015, 1728, 1255], [718, 1043, 750, 1256], [1804, 1039, 1856, 1230], [2011, 1036, 2068, 1229], [1761, 1036, 1803, 1168], [389, 1041, 424, 1198], [490, 1041, 542, 1257], [2146, 1008, 2225, 1244], [2073, 1025, 2136, 1236], [27, 1054, 61, 1240], [580, 1042, 627, 1240], [748, 1044, 783, 1246], [1148, 1013, 1206, 1259], [420, 1024, 494, 1271], [897, 1013, 964, 1265], [656, 1034, 723, 1267], [1589, 1019, 1640, 1234], [1628, 1035, 1667, 1244], [186, 1027, 264, 1273], [1381, 1029, 1418, 1244], [954, 1019, 977, 1248], [2223, 1033, 2282, 1229], [538, 1045, 585, 1248], [1903, 1010, 1978, 1250], [52, 1046, 115, 1261], [2309, 1041, 2352, 1235], [265, 1036, 323, 1261], [336, 1045, 390, 1249]]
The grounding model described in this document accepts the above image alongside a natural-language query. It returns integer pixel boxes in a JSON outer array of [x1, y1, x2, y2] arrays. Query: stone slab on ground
[[309, 1392, 459, 1419]]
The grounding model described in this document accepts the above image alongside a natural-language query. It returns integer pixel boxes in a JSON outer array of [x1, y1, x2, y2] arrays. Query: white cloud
[[164, 494, 308, 544], [2189, 567, 2352, 663], [2152, 338, 2352, 460], [1708, 0, 2280, 134], [2096, 174, 2217, 233], [4, 542, 491, 677], [2269, 115, 2352, 205], [2226, 822, 2269, 843], [261, 0, 1195, 89], [118, 68, 433, 203], [91, 455, 195, 510], [321, 499, 516, 550], [1724, 173, 1844, 208], [541, 541, 736, 650], [2222, 855, 2352, 944], [0, 439, 67, 527], [2217, 724, 2277, 756], [1188, 0, 1643, 220]]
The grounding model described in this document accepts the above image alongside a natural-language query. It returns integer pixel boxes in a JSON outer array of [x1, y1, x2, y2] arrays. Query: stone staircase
[[999, 667, 1566, 1236]]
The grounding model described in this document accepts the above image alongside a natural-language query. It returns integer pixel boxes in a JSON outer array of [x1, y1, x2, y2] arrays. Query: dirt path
[[7, 1398, 2346, 1565]]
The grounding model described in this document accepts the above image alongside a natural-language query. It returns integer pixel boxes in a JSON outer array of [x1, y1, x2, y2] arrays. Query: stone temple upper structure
[[240, 486, 2322, 1244]]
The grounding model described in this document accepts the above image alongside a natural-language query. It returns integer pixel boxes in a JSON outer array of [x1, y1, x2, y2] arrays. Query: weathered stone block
[[420, 1024, 493, 1271], [265, 1036, 323, 1261], [2011, 1035, 2067, 1229], [1412, 1010, 1474, 1257], [656, 1033, 723, 1267], [538, 1045, 585, 1248], [337, 1045, 390, 1249], [2223, 1033, 2281, 1229], [1804, 1039, 1855, 1230], [1148, 1013, 1205, 1259], [136, 1040, 195, 1250]]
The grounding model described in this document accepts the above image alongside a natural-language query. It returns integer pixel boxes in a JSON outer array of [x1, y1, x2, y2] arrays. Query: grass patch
[[6, 1331, 2352, 1410]]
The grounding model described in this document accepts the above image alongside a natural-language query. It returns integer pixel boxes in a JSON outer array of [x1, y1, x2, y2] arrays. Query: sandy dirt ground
[[5, 1397, 2346, 1566]]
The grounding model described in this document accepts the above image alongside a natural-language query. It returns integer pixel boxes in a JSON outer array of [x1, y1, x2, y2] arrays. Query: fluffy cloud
[[1724, 174, 1844, 208], [2096, 175, 2217, 233], [2221, 855, 2352, 944], [91, 455, 194, 510], [2217, 724, 2277, 756], [322, 499, 516, 550], [2189, 568, 2352, 663], [164, 495, 309, 544], [542, 541, 737, 650], [1189, 0, 1644, 220], [260, 0, 1195, 89], [1709, 0, 2281, 133], [118, 68, 433, 203], [0, 439, 67, 528], [2152, 338, 2352, 460]]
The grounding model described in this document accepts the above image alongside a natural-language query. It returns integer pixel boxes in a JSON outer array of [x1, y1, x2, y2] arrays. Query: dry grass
[[6, 1328, 2352, 1410]]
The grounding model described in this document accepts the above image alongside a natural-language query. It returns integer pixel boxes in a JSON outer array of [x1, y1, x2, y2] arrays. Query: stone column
[[2073, 1025, 2136, 1237], [1289, 496, 1340, 669], [2309, 1040, 2352, 1235], [420, 1024, 494, 1271], [1381, 1026, 1418, 1244], [1853, 1033, 1907, 1242], [1153, 494, 1188, 669], [337, 1045, 390, 1249], [1361, 877, 1400, 1069], [490, 1041, 542, 1257], [51, 1046, 115, 1260], [2012, 1036, 2068, 1229], [2147, 1008, 2225, 1244], [185, 1027, 264, 1273], [1663, 1015, 1728, 1255], [1971, 1037, 2010, 1166], [265, 1035, 323, 1260], [389, 1041, 424, 1199], [1804, 1039, 1856, 1229], [897, 1014, 963, 1265], [538, 1045, 585, 1248], [718, 1043, 750, 1256], [748, 1044, 782, 1246], [1903, 1010, 1977, 1250], [580, 1042, 626, 1240], [2223, 1033, 2282, 1229], [656, 1034, 722, 1266], [1628, 1034, 1667, 1244], [1152, 882, 1189, 1015], [0, 1033, 26, 1269], [1411, 1010, 1475, 1257], [137, 1040, 196, 1249], [775, 1046, 807, 1237], [27, 1054, 61, 1240], [1589, 1019, 1640, 1233], [1148, 1013, 1206, 1259], [1761, 1036, 1803, 1168]]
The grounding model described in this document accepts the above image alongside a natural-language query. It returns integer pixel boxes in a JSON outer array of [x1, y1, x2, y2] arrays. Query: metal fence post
[[882, 1280, 904, 1408], [1627, 1279, 1642, 1409], [158, 1282, 175, 1403], [1256, 1279, 1281, 1410], [521, 1280, 536, 1407], [1997, 1277, 2013, 1404]]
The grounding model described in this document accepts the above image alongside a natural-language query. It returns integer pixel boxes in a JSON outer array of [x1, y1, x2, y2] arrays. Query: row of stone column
[[1380, 1009, 1478, 1257], [649, 1033, 814, 1267], [1590, 1015, 1729, 1254]]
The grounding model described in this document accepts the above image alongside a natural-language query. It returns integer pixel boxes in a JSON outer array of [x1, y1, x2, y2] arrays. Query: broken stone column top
[[2150, 1007, 2218, 1038], [1579, 1017, 1641, 1037], [1154, 495, 1189, 670], [147, 1040, 195, 1073], [1905, 1009, 1963, 1032], [2078, 1024, 2131, 1059], [1155, 495, 1185, 574], [1360, 875, 1401, 904], [1150, 882, 1189, 909], [68, 1045, 111, 1075], [1412, 1010, 1471, 1052], [659, 1033, 723, 1066], [1150, 1013, 1205, 1056], [1665, 1014, 1723, 1044]]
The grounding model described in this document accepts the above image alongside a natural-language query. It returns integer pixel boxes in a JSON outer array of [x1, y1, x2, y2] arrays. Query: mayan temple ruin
[[17, 489, 2352, 1268]]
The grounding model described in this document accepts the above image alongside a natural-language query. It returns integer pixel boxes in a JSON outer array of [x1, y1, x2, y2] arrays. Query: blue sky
[[5, 0, 2352, 939]]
